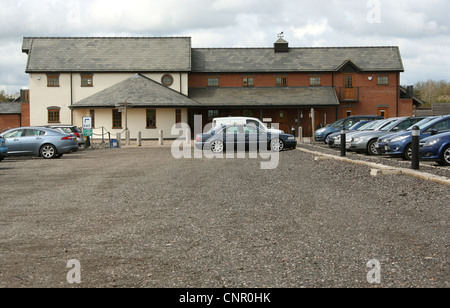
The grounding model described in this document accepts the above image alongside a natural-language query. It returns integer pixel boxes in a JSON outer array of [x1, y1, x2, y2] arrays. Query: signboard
[[82, 117, 92, 130], [83, 129, 93, 137], [82, 117, 93, 137]]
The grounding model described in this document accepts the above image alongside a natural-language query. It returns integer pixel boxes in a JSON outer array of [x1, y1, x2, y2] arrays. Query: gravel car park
[[0, 146, 448, 288]]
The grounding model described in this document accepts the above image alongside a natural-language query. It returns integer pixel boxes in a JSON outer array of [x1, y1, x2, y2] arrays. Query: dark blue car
[[315, 115, 384, 143], [384, 115, 450, 160], [420, 131, 450, 166], [0, 136, 7, 162], [195, 124, 297, 153]]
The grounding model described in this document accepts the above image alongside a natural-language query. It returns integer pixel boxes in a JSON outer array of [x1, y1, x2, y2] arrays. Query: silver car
[[44, 125, 85, 147], [0, 127, 78, 159], [349, 117, 425, 155]]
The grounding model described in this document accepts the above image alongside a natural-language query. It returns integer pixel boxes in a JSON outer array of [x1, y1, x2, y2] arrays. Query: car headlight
[[316, 128, 326, 134], [423, 138, 440, 147], [287, 136, 295, 141], [352, 137, 364, 143], [390, 135, 409, 142]]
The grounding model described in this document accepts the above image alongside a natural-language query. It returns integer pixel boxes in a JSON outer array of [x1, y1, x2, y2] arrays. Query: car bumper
[[0, 149, 7, 159], [375, 141, 388, 154], [419, 145, 440, 161], [349, 141, 367, 151], [384, 141, 406, 156], [283, 139, 297, 148], [315, 134, 325, 142], [58, 145, 79, 154]]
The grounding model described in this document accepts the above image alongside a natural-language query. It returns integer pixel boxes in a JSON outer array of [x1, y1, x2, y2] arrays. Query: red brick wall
[[188, 71, 413, 124], [0, 115, 21, 131], [189, 73, 334, 88], [21, 102, 30, 126]]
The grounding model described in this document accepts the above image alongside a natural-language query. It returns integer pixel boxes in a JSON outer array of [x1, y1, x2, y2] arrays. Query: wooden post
[[137, 131, 142, 147], [311, 108, 315, 144], [159, 130, 164, 145]]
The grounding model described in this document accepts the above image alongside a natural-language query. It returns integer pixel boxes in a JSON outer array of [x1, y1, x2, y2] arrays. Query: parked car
[[383, 115, 450, 160], [0, 127, 78, 159], [326, 121, 373, 147], [375, 116, 439, 155], [328, 120, 384, 148], [213, 117, 284, 134], [195, 124, 297, 153], [315, 115, 384, 143], [43, 125, 85, 147], [419, 131, 450, 166], [349, 116, 425, 155], [0, 136, 7, 162]]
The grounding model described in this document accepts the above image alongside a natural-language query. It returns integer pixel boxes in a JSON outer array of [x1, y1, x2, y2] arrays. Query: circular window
[[161, 74, 174, 87]]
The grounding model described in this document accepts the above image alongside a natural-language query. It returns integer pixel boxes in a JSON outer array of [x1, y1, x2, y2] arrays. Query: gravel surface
[[0, 146, 448, 288], [300, 142, 450, 180]]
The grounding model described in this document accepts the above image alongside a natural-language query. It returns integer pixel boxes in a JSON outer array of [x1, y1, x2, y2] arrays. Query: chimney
[[274, 37, 289, 53]]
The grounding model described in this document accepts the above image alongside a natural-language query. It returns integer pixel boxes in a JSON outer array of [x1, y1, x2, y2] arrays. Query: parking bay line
[[296, 147, 450, 187]]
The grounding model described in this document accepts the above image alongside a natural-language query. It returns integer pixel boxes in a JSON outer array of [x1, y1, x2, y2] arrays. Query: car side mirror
[[392, 127, 399, 132], [431, 128, 438, 135]]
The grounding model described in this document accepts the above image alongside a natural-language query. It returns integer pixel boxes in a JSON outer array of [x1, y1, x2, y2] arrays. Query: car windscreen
[[378, 119, 402, 131], [357, 121, 378, 131], [406, 117, 439, 130], [331, 119, 349, 128], [366, 120, 392, 131]]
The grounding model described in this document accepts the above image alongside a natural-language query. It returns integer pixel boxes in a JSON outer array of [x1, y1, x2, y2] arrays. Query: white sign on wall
[[82, 117, 92, 130]]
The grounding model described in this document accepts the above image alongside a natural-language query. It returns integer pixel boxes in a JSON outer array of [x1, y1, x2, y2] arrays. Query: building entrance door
[[274, 110, 289, 133]]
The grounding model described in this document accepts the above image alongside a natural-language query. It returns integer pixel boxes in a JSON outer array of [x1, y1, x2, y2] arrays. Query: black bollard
[[411, 126, 420, 170], [340, 125, 346, 157]]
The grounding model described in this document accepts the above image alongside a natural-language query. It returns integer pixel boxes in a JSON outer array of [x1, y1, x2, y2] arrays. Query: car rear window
[[24, 129, 46, 136]]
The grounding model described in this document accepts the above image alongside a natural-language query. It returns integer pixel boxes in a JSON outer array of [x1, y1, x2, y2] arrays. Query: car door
[[224, 125, 239, 150], [243, 125, 259, 151], [2, 129, 25, 154], [423, 119, 450, 138], [21, 129, 46, 155]]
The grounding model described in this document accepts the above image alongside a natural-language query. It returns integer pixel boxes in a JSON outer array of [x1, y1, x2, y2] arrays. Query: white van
[[212, 117, 284, 134]]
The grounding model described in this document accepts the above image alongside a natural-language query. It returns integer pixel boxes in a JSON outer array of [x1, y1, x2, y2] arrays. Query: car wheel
[[210, 140, 224, 154], [40, 144, 57, 159], [439, 145, 450, 166], [403, 144, 412, 160], [366, 139, 379, 155], [271, 138, 284, 152]]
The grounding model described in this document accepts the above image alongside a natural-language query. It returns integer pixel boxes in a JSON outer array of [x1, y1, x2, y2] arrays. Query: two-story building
[[22, 36, 414, 138]]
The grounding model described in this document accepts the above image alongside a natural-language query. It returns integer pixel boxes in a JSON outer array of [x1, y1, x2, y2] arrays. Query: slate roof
[[0, 102, 22, 114], [71, 74, 200, 108], [189, 87, 340, 107], [191, 47, 404, 73], [23, 37, 192, 73]]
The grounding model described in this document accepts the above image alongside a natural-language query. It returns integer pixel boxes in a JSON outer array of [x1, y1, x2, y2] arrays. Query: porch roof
[[71, 74, 201, 109], [188, 86, 340, 108], [0, 102, 22, 114]]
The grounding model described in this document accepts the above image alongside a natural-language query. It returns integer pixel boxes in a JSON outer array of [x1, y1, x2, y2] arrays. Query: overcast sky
[[1, 0, 449, 94]]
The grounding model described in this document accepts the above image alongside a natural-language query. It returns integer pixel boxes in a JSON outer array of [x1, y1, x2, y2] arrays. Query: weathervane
[[277, 31, 284, 38]]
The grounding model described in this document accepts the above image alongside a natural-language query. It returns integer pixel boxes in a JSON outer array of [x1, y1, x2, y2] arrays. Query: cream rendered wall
[[73, 108, 189, 139], [29, 72, 190, 131], [29, 73, 72, 126]]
